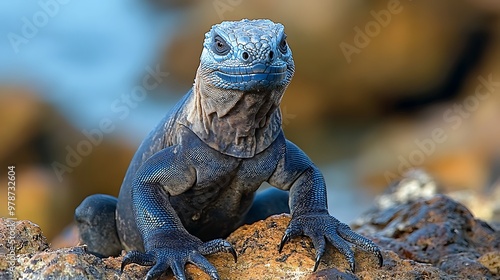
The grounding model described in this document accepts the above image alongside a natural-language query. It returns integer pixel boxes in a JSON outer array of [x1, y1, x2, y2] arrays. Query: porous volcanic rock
[[1, 194, 499, 279]]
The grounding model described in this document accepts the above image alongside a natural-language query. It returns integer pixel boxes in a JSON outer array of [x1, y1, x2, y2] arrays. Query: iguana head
[[182, 19, 295, 158], [198, 19, 295, 92]]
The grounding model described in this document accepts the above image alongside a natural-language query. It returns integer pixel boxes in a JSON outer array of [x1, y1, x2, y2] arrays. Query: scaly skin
[[75, 19, 382, 280]]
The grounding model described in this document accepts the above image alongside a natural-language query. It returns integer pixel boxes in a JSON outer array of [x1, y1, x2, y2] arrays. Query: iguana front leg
[[120, 146, 236, 280], [270, 140, 382, 272]]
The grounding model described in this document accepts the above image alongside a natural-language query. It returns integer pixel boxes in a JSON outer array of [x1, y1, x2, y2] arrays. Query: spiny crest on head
[[204, 19, 284, 48]]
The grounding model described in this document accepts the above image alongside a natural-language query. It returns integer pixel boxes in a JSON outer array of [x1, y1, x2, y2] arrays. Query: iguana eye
[[213, 35, 230, 55], [278, 34, 288, 54]]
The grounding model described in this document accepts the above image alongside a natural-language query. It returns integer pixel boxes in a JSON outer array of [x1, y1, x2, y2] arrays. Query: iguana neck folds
[[180, 69, 283, 158]]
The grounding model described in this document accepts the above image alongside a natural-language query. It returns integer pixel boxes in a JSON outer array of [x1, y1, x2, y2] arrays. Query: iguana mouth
[[215, 63, 287, 84]]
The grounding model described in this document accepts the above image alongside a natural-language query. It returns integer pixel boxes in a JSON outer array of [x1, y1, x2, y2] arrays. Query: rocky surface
[[354, 194, 499, 279], [1, 192, 499, 279]]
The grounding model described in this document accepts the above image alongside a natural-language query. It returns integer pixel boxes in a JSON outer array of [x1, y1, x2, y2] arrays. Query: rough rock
[[0, 218, 49, 256], [2, 194, 499, 279], [354, 194, 500, 279], [0, 218, 50, 279]]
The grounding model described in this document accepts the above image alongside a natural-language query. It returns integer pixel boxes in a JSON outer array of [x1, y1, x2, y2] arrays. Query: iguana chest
[[168, 128, 285, 239]]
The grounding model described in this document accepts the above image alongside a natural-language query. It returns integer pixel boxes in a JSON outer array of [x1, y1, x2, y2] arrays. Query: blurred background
[[0, 0, 499, 247]]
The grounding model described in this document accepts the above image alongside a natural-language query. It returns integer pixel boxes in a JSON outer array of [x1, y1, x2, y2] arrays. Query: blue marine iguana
[[75, 19, 382, 279]]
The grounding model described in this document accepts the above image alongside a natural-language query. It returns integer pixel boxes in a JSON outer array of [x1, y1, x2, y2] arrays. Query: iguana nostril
[[242, 51, 249, 60], [269, 51, 274, 60]]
